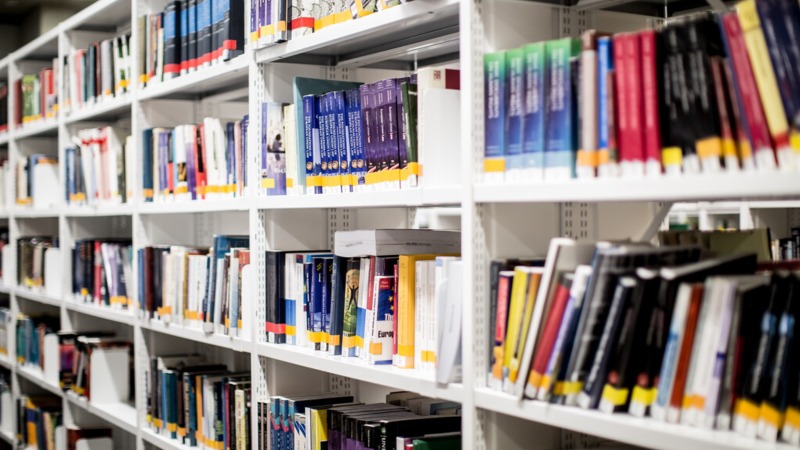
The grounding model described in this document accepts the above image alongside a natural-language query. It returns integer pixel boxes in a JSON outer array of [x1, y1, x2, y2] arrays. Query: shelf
[[11, 208, 61, 218], [0, 132, 9, 146], [0, 429, 13, 445], [0, 354, 12, 370], [142, 428, 195, 450], [64, 94, 132, 124], [64, 203, 134, 217], [138, 55, 249, 101], [16, 364, 62, 396], [475, 173, 800, 204], [65, 300, 136, 326], [61, 0, 131, 31], [0, 284, 11, 294], [12, 26, 59, 61], [138, 197, 251, 214], [255, 0, 459, 69], [141, 320, 250, 352], [256, 343, 464, 403], [256, 186, 462, 209], [13, 119, 59, 140], [14, 287, 62, 307], [0, 210, 9, 219], [65, 391, 138, 435], [475, 389, 796, 450]]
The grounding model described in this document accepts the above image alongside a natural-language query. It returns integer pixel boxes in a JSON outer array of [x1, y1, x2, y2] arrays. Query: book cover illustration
[[264, 103, 287, 196], [341, 263, 360, 356], [368, 275, 395, 365]]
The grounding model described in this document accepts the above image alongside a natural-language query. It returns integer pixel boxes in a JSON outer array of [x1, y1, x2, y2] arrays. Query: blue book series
[[544, 38, 580, 180], [523, 42, 546, 175], [506, 48, 525, 172], [484, 50, 507, 175]]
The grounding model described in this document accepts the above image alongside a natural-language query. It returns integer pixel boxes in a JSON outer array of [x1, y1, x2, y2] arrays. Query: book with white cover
[[44, 247, 61, 298], [32, 159, 59, 209], [436, 257, 462, 384], [334, 229, 461, 258]]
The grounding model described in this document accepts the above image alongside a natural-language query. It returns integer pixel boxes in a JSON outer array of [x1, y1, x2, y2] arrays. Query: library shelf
[[138, 197, 251, 215], [0, 132, 8, 146], [65, 391, 138, 435], [137, 55, 249, 101], [140, 319, 250, 352], [11, 208, 61, 218], [0, 210, 9, 219], [0, 429, 13, 445], [142, 428, 195, 450], [0, 284, 11, 294], [64, 300, 136, 326], [61, 0, 131, 31], [474, 389, 796, 450], [255, 342, 464, 403], [13, 119, 59, 140], [64, 203, 135, 217], [12, 26, 59, 61], [14, 287, 62, 308], [0, 354, 11, 370], [256, 186, 462, 209], [474, 172, 800, 204], [63, 94, 132, 125], [16, 364, 62, 396], [254, 0, 459, 66]]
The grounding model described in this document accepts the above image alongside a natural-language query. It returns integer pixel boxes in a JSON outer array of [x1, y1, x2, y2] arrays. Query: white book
[[578, 34, 598, 179], [241, 264, 254, 339], [75, 437, 112, 450], [173, 125, 189, 201], [44, 247, 62, 299], [89, 345, 130, 403], [334, 229, 460, 258], [228, 253, 240, 335], [702, 279, 735, 429], [104, 126, 122, 203], [100, 39, 114, 99], [43, 332, 59, 386], [294, 256, 308, 348], [32, 159, 59, 209], [354, 257, 370, 357], [436, 258, 462, 384]]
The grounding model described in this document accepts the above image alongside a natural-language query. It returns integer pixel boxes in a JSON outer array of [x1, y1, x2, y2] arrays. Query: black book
[[265, 251, 286, 343], [328, 256, 354, 356], [579, 275, 637, 410], [378, 415, 461, 450], [187, 0, 198, 71], [355, 412, 416, 449], [196, 0, 212, 67], [220, 0, 245, 60], [179, 0, 189, 75], [628, 253, 758, 417], [163, 2, 181, 79]]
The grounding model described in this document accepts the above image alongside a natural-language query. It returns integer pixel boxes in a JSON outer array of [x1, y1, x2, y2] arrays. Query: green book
[[413, 433, 461, 450], [401, 82, 418, 165]]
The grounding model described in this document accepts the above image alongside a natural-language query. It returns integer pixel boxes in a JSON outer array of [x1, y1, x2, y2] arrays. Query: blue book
[[523, 43, 546, 173], [345, 89, 366, 190], [196, 0, 212, 67], [226, 121, 236, 189], [293, 78, 362, 193], [384, 78, 400, 189], [759, 0, 800, 137], [333, 91, 349, 192], [187, 0, 198, 71], [241, 115, 249, 188], [597, 36, 616, 174], [203, 235, 249, 326], [395, 77, 410, 186], [484, 50, 507, 175], [163, 2, 181, 79], [318, 94, 331, 193], [506, 48, 525, 171], [302, 95, 322, 194], [142, 129, 154, 201], [544, 38, 580, 180], [158, 131, 170, 197], [359, 84, 377, 183], [311, 257, 326, 350], [304, 261, 315, 346], [321, 257, 333, 351], [180, 0, 189, 74]]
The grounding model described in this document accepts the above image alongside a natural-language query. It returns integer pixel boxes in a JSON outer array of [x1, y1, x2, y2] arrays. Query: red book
[[13, 79, 21, 126], [613, 35, 630, 165], [721, 13, 775, 163], [624, 33, 645, 168], [490, 272, 513, 381], [668, 283, 703, 418], [640, 30, 662, 169], [94, 241, 103, 304], [709, 57, 737, 168], [529, 280, 571, 383]]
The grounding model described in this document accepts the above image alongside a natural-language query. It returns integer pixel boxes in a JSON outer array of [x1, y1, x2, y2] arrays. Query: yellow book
[[738, 0, 793, 168], [311, 408, 328, 450], [393, 254, 438, 369], [507, 270, 542, 385], [501, 267, 533, 374]]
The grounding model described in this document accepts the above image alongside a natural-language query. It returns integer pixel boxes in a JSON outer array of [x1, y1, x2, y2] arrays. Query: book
[[484, 50, 507, 177], [334, 229, 460, 258], [544, 38, 580, 180]]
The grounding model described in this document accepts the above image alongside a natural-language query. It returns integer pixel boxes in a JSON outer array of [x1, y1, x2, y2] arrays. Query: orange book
[[668, 283, 704, 423]]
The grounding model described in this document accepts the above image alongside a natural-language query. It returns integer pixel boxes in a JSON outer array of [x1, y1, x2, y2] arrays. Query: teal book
[[544, 38, 580, 180], [505, 48, 525, 172], [523, 42, 546, 175], [484, 51, 507, 175]]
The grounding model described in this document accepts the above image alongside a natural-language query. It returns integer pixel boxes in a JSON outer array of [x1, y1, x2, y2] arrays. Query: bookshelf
[[0, 0, 797, 449]]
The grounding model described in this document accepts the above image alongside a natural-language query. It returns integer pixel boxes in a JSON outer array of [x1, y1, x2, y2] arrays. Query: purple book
[[383, 78, 400, 173], [395, 77, 409, 178], [359, 84, 377, 178], [158, 131, 170, 195], [185, 133, 197, 199], [374, 80, 389, 174]]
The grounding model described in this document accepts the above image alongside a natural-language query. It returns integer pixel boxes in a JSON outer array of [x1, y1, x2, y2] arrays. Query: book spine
[[360, 84, 376, 191], [347, 89, 366, 191], [640, 30, 662, 175], [197, 0, 212, 67], [505, 48, 525, 176], [164, 2, 181, 79], [577, 31, 599, 179], [180, 0, 189, 74], [335, 91, 350, 193], [384, 78, 400, 190], [484, 51, 507, 176], [222, 0, 245, 60], [544, 38, 578, 180]]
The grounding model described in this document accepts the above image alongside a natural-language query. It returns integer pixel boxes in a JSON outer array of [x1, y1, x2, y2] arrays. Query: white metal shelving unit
[[0, 0, 797, 449]]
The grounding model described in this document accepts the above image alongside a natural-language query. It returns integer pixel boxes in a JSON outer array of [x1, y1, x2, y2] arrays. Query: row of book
[[15, 65, 58, 127], [66, 127, 133, 206], [0, 306, 9, 357], [484, 0, 800, 180], [142, 117, 249, 203], [773, 227, 800, 261], [16, 154, 59, 210], [145, 353, 250, 450], [138, 235, 251, 338], [138, 0, 245, 89], [261, 391, 461, 450], [263, 71, 458, 196], [487, 237, 800, 444], [62, 33, 132, 114], [18, 237, 58, 290], [62, 333, 132, 403], [18, 394, 61, 450], [72, 239, 134, 309], [249, 0, 407, 47], [16, 313, 59, 376], [264, 229, 463, 382]]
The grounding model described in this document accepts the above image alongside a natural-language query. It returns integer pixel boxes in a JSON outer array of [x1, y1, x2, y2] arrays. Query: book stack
[[17, 237, 57, 289], [68, 335, 132, 403], [145, 353, 250, 449], [249, 0, 409, 48], [484, 0, 800, 180], [138, 235, 251, 337], [265, 229, 463, 379], [72, 239, 134, 309], [62, 33, 132, 114], [16, 154, 59, 209], [488, 237, 800, 444], [66, 127, 133, 206], [142, 116, 249, 203], [14, 64, 58, 127], [266, 71, 459, 196], [0, 84, 8, 133], [261, 391, 461, 450], [17, 395, 62, 450], [138, 0, 245, 89], [16, 314, 59, 379]]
